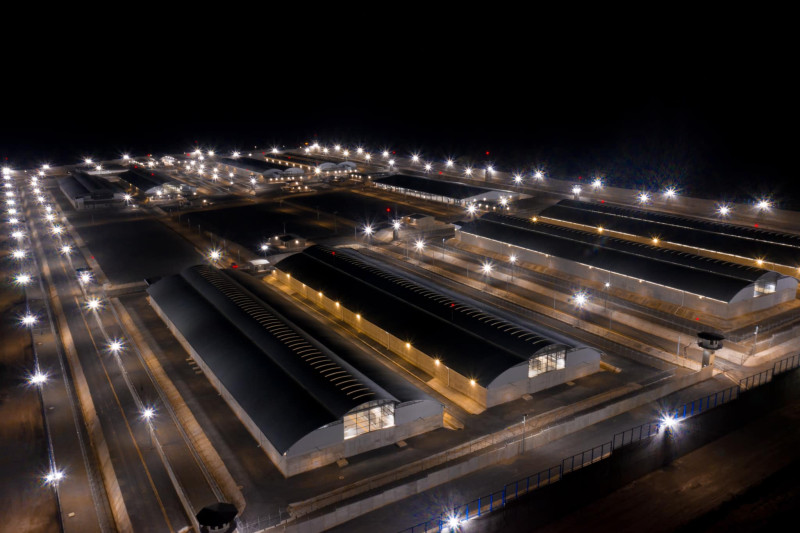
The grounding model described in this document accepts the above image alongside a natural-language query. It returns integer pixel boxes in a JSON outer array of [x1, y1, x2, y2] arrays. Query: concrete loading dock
[[456, 213, 797, 319], [274, 246, 601, 410], [147, 265, 442, 477]]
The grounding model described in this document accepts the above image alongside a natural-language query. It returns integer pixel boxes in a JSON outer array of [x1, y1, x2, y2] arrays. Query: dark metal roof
[[219, 157, 287, 173], [460, 213, 769, 302], [541, 199, 800, 269], [118, 167, 169, 191], [147, 266, 396, 454], [375, 174, 495, 200], [275, 246, 568, 386], [58, 171, 119, 200]]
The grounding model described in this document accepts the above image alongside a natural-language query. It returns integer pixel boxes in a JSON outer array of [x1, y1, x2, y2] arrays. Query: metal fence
[[613, 421, 661, 449], [671, 385, 739, 420], [562, 442, 613, 474], [397, 353, 800, 533]]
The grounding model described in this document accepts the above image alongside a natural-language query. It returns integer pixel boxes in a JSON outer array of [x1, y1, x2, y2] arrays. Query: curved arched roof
[[276, 246, 571, 386], [148, 265, 396, 454]]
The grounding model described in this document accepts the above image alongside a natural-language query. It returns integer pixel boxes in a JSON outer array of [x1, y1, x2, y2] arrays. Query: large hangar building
[[456, 213, 797, 318], [273, 246, 601, 409], [539, 198, 800, 278], [373, 174, 515, 207], [147, 265, 443, 477]]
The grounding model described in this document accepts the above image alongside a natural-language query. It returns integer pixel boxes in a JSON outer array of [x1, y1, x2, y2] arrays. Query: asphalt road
[[27, 180, 220, 531]]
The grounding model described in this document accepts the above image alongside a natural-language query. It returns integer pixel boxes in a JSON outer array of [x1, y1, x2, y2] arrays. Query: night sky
[[2, 16, 794, 206]]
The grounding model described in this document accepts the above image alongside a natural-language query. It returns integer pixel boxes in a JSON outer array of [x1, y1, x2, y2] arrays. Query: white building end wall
[[486, 347, 601, 407]]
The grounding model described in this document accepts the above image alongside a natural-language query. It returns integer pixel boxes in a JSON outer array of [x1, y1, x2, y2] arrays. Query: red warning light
[[695, 317, 699, 321], [439, 171, 443, 175], [754, 223, 759, 228], [332, 251, 336, 255], [600, 199, 605, 203], [450, 303, 455, 307], [386, 208, 391, 212]]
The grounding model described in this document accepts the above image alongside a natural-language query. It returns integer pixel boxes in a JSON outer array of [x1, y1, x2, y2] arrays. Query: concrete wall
[[457, 230, 795, 319], [276, 366, 714, 532]]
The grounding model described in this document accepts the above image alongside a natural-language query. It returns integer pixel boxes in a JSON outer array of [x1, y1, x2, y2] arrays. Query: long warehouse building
[[148, 265, 442, 477], [274, 245, 601, 409], [373, 174, 515, 206], [539, 199, 800, 276], [456, 213, 797, 318]]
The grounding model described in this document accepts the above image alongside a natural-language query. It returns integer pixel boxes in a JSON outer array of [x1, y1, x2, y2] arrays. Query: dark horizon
[[3, 54, 795, 207]]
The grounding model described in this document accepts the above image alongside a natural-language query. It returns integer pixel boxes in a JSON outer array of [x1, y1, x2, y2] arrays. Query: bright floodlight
[[638, 192, 650, 204], [7, 208, 17, 215], [756, 198, 771, 211], [86, 297, 101, 311], [51, 225, 63, 236], [45, 213, 55, 222], [21, 313, 37, 327], [142, 407, 155, 420], [44, 469, 64, 485], [209, 249, 222, 261], [466, 204, 477, 216], [362, 224, 374, 236], [14, 273, 32, 286], [314, 167, 322, 175], [29, 371, 48, 386], [122, 154, 130, 160], [717, 204, 731, 217], [592, 177, 603, 189], [573, 291, 589, 308], [364, 153, 372, 161], [44, 205, 52, 213], [123, 194, 132, 202], [572, 185, 582, 195], [250, 178, 256, 185], [661, 415, 679, 430], [208, 150, 215, 156], [260, 244, 269, 252], [392, 220, 401, 230], [84, 158, 93, 165], [388, 159, 395, 167], [12, 249, 26, 260], [108, 339, 123, 353], [12, 230, 25, 240], [414, 239, 425, 251], [232, 151, 240, 158], [382, 150, 389, 158], [333, 145, 341, 152], [534, 170, 544, 180], [424, 163, 432, 172], [356, 147, 364, 154], [447, 516, 460, 530], [486, 165, 494, 173], [60, 245, 72, 255], [664, 186, 677, 199], [9, 217, 19, 224], [411, 154, 420, 163], [464, 167, 473, 177], [446, 159, 454, 168], [78, 271, 92, 284], [481, 262, 493, 275], [513, 174, 523, 185], [509, 254, 517, 264]]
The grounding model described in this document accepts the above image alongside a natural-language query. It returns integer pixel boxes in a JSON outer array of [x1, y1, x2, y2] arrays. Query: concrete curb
[[110, 298, 246, 514]]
